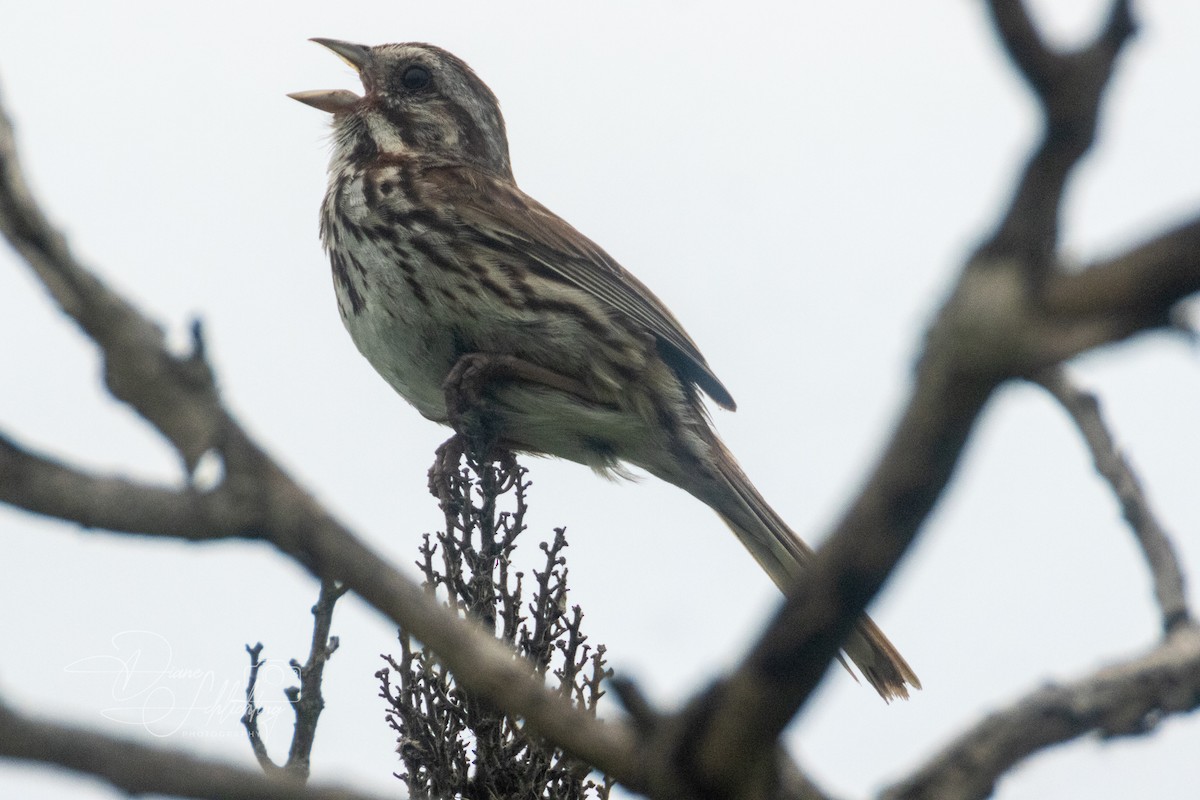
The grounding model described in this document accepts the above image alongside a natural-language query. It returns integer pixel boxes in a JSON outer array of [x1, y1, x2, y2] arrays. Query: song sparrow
[[291, 40, 918, 699]]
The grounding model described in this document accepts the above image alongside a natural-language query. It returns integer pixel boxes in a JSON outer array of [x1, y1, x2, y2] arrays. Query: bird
[[291, 39, 918, 700]]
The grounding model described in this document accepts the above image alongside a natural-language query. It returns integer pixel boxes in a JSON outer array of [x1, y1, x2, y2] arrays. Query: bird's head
[[290, 39, 512, 177]]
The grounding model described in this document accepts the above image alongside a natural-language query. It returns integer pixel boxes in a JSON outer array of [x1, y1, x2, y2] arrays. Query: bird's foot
[[427, 434, 465, 507], [442, 352, 603, 434]]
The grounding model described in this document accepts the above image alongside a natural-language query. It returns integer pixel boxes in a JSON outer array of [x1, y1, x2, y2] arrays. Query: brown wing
[[428, 165, 736, 410]]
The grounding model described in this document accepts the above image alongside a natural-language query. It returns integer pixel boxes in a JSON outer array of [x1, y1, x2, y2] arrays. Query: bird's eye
[[401, 65, 431, 91]]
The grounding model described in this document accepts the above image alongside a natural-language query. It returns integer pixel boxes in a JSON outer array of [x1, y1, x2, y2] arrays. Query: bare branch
[[671, 3, 1188, 795], [241, 580, 346, 781], [881, 624, 1200, 800], [0, 93, 225, 470], [779, 759, 839, 800], [1043, 215, 1200, 348], [1038, 368, 1191, 632], [0, 432, 240, 539], [680, 358, 995, 796], [0, 698, 393, 800], [980, 0, 1137, 264], [285, 580, 347, 777], [986, 0, 1056, 90], [241, 643, 284, 775]]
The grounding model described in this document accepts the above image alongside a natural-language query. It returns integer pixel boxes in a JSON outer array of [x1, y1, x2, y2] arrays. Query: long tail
[[654, 435, 920, 701]]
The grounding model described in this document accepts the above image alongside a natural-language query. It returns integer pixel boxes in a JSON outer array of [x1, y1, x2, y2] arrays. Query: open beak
[[288, 38, 371, 114]]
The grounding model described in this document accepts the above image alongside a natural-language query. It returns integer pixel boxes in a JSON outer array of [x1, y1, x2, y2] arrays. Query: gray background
[[2, 1, 1199, 797]]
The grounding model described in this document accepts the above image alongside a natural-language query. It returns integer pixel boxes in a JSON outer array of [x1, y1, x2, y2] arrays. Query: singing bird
[[291, 39, 918, 699]]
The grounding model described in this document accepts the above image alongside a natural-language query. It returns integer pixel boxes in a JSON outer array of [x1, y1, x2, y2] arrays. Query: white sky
[[2, 2, 1200, 798]]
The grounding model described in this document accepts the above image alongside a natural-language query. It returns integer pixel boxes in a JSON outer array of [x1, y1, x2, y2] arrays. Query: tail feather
[[675, 436, 921, 701]]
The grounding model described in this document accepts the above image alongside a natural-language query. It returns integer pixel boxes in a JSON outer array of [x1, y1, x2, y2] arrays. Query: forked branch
[[673, 2, 1200, 796]]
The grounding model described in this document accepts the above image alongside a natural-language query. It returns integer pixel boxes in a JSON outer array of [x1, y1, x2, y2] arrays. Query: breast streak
[[332, 168, 640, 425], [330, 172, 455, 421]]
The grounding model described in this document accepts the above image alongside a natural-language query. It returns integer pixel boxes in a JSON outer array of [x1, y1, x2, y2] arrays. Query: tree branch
[[671, 3, 1190, 796], [285, 580, 348, 777], [881, 623, 1200, 800], [1043, 215, 1200, 347], [679, 342, 996, 797], [241, 580, 347, 780], [1037, 368, 1191, 632], [0, 432, 241, 539], [241, 643, 284, 776], [980, 0, 1136, 265], [0, 89, 224, 470], [0, 698, 392, 800]]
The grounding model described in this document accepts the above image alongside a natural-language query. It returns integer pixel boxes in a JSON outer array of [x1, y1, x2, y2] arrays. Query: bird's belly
[[324, 230, 699, 480], [329, 235, 607, 424], [333, 246, 459, 422], [325, 190, 663, 443], [344, 311, 453, 422]]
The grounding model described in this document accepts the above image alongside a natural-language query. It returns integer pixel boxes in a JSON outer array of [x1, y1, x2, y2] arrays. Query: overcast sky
[[3, 2, 1200, 798]]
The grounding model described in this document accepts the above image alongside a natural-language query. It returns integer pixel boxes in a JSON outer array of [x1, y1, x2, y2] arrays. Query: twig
[[241, 642, 282, 775], [285, 579, 347, 777], [1037, 368, 1191, 632], [241, 580, 347, 781], [392, 453, 612, 798]]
